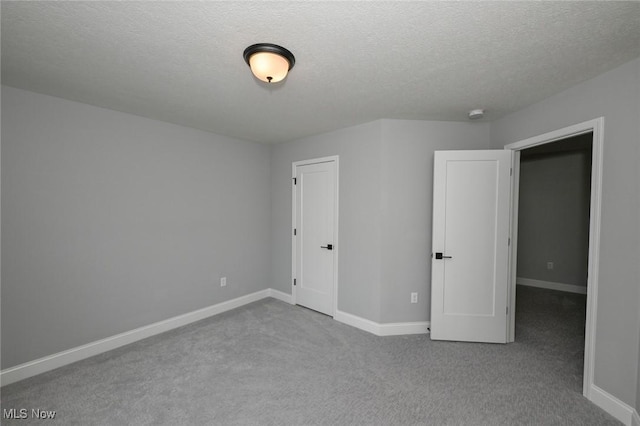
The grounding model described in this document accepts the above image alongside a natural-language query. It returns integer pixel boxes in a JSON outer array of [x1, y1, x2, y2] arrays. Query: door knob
[[321, 244, 333, 250], [434, 252, 452, 259]]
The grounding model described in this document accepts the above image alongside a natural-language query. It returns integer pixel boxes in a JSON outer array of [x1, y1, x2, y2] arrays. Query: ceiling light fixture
[[468, 109, 485, 120], [243, 43, 295, 83]]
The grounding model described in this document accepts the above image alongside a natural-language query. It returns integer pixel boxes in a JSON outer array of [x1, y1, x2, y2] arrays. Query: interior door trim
[[504, 117, 604, 401]]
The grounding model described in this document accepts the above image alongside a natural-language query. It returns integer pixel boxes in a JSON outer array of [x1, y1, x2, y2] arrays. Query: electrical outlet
[[547, 262, 554, 270], [411, 292, 418, 304], [220, 277, 227, 287]]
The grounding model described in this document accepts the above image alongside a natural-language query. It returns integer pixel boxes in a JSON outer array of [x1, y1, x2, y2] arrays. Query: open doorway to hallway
[[515, 132, 593, 393]]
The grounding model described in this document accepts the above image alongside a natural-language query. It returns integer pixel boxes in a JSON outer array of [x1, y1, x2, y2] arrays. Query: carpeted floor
[[1, 285, 620, 425]]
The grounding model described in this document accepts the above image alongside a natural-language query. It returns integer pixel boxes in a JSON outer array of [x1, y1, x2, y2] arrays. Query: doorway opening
[[516, 133, 592, 394], [505, 118, 603, 399]]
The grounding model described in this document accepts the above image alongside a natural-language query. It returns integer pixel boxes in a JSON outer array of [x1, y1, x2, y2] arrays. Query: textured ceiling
[[2, 1, 640, 143]]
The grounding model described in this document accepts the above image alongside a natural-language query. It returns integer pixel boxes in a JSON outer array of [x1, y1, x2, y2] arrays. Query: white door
[[430, 150, 512, 343], [293, 158, 338, 316]]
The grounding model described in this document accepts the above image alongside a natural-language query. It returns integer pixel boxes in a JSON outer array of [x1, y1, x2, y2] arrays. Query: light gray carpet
[[1, 286, 620, 425]]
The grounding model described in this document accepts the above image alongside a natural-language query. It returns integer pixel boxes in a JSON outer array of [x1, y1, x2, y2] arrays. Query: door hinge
[[508, 237, 511, 246], [510, 168, 513, 176], [506, 306, 509, 315], [293, 278, 297, 286], [293, 228, 297, 236], [293, 177, 297, 185]]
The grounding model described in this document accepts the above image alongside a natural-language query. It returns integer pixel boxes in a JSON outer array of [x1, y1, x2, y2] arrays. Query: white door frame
[[291, 155, 340, 316], [504, 117, 604, 399]]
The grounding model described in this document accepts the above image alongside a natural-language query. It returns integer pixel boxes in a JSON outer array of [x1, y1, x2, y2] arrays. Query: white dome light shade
[[244, 43, 295, 84], [249, 52, 290, 83]]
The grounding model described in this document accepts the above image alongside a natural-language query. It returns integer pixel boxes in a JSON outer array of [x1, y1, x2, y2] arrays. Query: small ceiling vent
[[468, 109, 484, 120]]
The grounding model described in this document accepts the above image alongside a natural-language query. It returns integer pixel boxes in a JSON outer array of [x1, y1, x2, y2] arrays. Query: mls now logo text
[[3, 408, 57, 419]]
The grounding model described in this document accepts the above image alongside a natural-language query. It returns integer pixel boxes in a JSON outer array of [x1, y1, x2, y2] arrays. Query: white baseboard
[[0, 289, 271, 387], [378, 321, 431, 336], [267, 288, 293, 304], [334, 310, 381, 335], [335, 310, 430, 337], [632, 409, 640, 426], [589, 384, 635, 425], [517, 277, 587, 294]]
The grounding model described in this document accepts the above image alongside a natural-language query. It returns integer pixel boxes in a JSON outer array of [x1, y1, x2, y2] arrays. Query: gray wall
[[270, 119, 489, 324], [517, 148, 591, 286], [1, 86, 272, 369], [490, 58, 640, 407], [378, 119, 490, 322]]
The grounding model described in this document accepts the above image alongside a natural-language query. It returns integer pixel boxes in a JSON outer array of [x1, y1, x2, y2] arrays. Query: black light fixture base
[[243, 43, 296, 70]]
